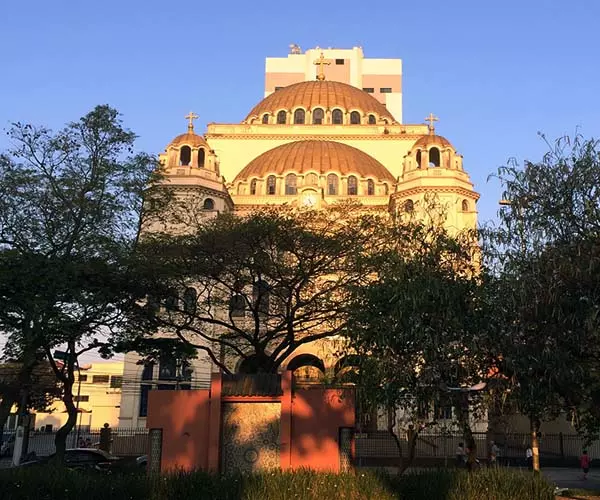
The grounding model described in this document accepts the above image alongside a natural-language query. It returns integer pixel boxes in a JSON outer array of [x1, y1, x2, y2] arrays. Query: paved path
[[542, 467, 600, 491]]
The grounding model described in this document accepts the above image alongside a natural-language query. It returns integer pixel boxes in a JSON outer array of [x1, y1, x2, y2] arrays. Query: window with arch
[[368, 114, 376, 125], [285, 173, 297, 195], [262, 113, 269, 124], [203, 198, 215, 210], [347, 175, 358, 195], [237, 184, 244, 195], [462, 199, 469, 212], [229, 294, 246, 317], [164, 288, 179, 311], [183, 287, 197, 314], [304, 172, 318, 186], [253, 279, 270, 314], [416, 150, 422, 169], [404, 199, 414, 213], [293, 109, 305, 124], [429, 147, 441, 167], [327, 174, 338, 195], [350, 111, 361, 124], [267, 175, 276, 195], [250, 178, 257, 195], [367, 179, 375, 195], [384, 183, 389, 195], [332, 109, 343, 124], [198, 148, 205, 167], [312, 108, 324, 124], [276, 110, 287, 124], [179, 146, 191, 166]]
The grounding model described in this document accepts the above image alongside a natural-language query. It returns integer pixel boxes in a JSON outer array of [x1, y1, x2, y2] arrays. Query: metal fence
[[2, 427, 149, 458]]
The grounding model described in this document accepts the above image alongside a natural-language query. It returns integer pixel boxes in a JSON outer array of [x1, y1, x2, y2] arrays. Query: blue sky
[[1, 0, 598, 225]]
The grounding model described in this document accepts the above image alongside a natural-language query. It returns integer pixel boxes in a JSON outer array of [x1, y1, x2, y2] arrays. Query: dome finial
[[425, 113, 439, 135], [313, 52, 331, 81], [185, 111, 199, 133]]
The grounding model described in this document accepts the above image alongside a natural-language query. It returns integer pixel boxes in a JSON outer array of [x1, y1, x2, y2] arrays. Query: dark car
[[19, 448, 122, 471]]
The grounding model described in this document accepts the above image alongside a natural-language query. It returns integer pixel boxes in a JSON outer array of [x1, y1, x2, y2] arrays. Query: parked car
[[18, 448, 122, 471]]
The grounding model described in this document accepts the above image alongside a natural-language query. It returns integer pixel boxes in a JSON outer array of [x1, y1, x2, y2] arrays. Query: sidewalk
[[543, 467, 600, 491]]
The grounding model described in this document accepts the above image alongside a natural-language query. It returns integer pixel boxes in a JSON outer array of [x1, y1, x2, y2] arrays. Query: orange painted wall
[[289, 387, 355, 472], [147, 389, 211, 471]]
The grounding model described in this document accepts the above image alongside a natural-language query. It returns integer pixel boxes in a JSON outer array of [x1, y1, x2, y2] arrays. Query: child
[[580, 450, 591, 480]]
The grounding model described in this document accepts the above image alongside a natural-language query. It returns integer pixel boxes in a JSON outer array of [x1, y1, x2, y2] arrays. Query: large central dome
[[245, 81, 396, 123]]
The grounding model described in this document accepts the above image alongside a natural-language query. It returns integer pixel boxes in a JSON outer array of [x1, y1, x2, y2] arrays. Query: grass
[[0, 467, 555, 500]]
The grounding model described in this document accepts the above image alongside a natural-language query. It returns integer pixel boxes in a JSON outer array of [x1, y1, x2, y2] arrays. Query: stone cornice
[[392, 185, 480, 200], [205, 133, 423, 141]]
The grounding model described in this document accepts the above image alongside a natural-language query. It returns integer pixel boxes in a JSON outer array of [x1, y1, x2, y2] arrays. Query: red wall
[[289, 387, 355, 472]]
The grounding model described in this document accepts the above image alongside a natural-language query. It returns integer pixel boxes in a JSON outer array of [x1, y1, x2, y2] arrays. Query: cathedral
[[118, 46, 479, 427]]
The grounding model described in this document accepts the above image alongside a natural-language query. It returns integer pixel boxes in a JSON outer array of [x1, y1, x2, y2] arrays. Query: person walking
[[456, 442, 466, 467], [526, 446, 533, 470], [99, 423, 112, 453], [489, 441, 500, 467], [580, 450, 591, 480]]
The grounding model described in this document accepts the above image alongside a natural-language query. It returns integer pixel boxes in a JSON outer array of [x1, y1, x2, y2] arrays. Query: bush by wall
[[0, 467, 554, 500]]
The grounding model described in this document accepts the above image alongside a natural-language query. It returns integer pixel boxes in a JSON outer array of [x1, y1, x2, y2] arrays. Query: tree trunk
[[531, 416, 541, 472], [54, 380, 77, 462]]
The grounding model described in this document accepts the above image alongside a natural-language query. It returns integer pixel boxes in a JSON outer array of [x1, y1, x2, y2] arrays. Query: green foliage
[[0, 467, 554, 500]]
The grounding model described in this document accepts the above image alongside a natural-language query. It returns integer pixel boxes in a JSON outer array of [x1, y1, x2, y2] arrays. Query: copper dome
[[168, 132, 210, 149], [245, 81, 396, 123], [412, 134, 453, 149], [233, 140, 396, 182]]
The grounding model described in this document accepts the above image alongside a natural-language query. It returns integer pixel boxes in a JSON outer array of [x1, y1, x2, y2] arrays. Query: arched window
[[350, 111, 361, 124], [237, 184, 244, 195], [276, 110, 287, 124], [327, 174, 338, 195], [429, 147, 441, 167], [164, 289, 179, 311], [347, 175, 358, 195], [183, 287, 197, 314], [462, 199, 469, 212], [141, 362, 154, 381], [229, 294, 246, 317], [332, 109, 343, 124], [404, 199, 414, 213], [304, 173, 318, 186], [367, 179, 375, 196], [312, 108, 324, 124], [253, 279, 270, 314], [198, 148, 205, 168], [250, 179, 257, 195], [180, 146, 191, 166], [262, 113, 269, 124], [416, 150, 422, 169], [203, 198, 215, 210], [384, 183, 389, 195], [293, 109, 305, 124], [285, 173, 297, 195], [146, 295, 159, 317], [267, 175, 276, 195], [368, 114, 376, 125]]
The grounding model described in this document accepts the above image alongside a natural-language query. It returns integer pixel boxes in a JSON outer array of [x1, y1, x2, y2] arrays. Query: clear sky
[[1, 0, 599, 226]]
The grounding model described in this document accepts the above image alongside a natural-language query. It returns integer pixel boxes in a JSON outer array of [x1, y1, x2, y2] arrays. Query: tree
[[485, 135, 600, 471], [347, 220, 492, 473], [124, 206, 378, 374], [0, 105, 163, 460]]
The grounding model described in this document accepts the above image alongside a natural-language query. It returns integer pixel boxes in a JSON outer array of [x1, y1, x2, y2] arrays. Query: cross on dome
[[313, 52, 331, 81], [425, 113, 439, 135], [185, 111, 199, 133]]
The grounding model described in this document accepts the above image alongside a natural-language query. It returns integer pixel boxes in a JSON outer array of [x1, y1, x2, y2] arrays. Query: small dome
[[245, 81, 396, 123], [413, 134, 453, 149], [168, 132, 210, 149], [233, 140, 396, 182]]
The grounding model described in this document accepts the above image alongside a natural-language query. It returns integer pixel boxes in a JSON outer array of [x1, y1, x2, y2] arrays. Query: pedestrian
[[580, 450, 591, 480], [99, 423, 112, 453], [466, 438, 478, 472], [456, 442, 466, 467], [490, 440, 500, 467], [526, 446, 533, 470]]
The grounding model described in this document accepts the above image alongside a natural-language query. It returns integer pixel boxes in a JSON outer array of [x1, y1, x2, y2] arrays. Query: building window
[[332, 109, 343, 124], [250, 179, 257, 195], [74, 395, 90, 402], [404, 199, 414, 213], [253, 279, 270, 314], [304, 172, 318, 186], [92, 375, 109, 384], [429, 147, 441, 167], [368, 114, 376, 125], [229, 294, 246, 317], [285, 173, 297, 195], [380, 87, 392, 93], [367, 179, 375, 196], [335, 58, 345, 65], [159, 358, 177, 380], [267, 175, 276, 195], [416, 150, 422, 169], [141, 362, 154, 381], [274, 86, 283, 91], [262, 113, 269, 124], [276, 110, 286, 124], [110, 376, 123, 389], [327, 174, 338, 195], [347, 175, 358, 195], [164, 289, 178, 310], [362, 87, 374, 93], [350, 111, 361, 125], [384, 183, 389, 195], [203, 198, 215, 210], [462, 199, 469, 212], [139, 385, 151, 417], [312, 108, 324, 124], [183, 287, 197, 314], [179, 146, 191, 166], [293, 109, 305, 124], [78, 375, 88, 382], [198, 148, 205, 168]]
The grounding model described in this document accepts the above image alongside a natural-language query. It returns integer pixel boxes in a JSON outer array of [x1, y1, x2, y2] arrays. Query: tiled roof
[[221, 373, 283, 397], [413, 134, 453, 149], [168, 132, 209, 149], [233, 140, 396, 182]]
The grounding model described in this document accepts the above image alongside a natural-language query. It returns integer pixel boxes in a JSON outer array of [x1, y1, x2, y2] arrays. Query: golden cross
[[313, 52, 331, 81], [425, 113, 439, 134], [185, 111, 199, 132]]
